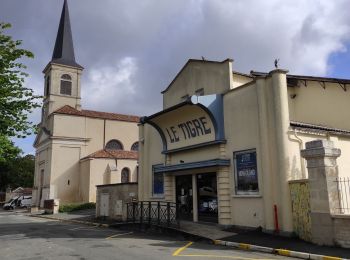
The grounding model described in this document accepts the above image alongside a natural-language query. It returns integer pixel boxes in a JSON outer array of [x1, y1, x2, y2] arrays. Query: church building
[[32, 0, 139, 207]]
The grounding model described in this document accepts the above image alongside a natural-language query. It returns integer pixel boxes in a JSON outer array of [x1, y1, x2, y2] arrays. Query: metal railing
[[126, 201, 179, 227], [336, 177, 350, 214]]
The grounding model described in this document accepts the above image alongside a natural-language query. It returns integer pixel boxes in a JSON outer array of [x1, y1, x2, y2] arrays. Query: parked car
[[3, 196, 19, 210]]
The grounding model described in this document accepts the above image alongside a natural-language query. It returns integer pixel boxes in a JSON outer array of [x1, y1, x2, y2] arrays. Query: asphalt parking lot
[[0, 209, 297, 260]]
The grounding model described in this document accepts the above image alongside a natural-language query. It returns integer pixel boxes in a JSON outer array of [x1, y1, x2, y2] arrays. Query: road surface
[[0, 209, 296, 260]]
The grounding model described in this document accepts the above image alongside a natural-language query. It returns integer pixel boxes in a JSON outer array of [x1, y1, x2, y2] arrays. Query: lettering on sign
[[165, 116, 212, 143], [234, 150, 259, 193]]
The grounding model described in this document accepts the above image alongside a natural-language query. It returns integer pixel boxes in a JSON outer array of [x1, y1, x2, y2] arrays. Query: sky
[[1, 0, 350, 155]]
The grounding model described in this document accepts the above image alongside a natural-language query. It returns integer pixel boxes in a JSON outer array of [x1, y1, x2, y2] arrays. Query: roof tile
[[54, 105, 140, 123], [82, 149, 138, 160]]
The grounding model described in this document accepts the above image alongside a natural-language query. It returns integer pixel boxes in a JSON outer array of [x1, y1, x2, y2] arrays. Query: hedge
[[58, 202, 96, 213]]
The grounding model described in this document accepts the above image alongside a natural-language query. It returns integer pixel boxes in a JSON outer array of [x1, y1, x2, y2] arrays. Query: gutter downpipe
[[288, 129, 306, 179]]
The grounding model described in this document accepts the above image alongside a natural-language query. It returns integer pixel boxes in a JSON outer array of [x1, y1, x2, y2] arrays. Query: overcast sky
[[1, 0, 350, 155]]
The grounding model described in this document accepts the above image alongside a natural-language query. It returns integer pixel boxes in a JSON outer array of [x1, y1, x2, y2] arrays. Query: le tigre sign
[[150, 104, 216, 151], [165, 116, 212, 143]]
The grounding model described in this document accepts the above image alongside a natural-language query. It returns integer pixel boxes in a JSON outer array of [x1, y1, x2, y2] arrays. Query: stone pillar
[[164, 174, 175, 202], [256, 77, 275, 232], [217, 167, 231, 225], [138, 124, 145, 201], [271, 69, 293, 233], [192, 174, 198, 222], [301, 140, 341, 246]]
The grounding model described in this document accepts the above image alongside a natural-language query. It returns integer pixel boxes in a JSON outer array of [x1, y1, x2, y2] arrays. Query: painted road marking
[[105, 232, 133, 239], [173, 242, 274, 260], [173, 242, 193, 256], [275, 249, 290, 256], [69, 227, 84, 230], [68, 227, 106, 231], [69, 226, 100, 231], [178, 254, 274, 259]]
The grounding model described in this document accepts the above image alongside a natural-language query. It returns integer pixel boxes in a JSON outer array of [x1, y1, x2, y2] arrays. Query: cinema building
[[138, 58, 350, 235]]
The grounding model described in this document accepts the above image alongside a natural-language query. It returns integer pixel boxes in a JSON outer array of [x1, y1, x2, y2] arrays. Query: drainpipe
[[288, 129, 306, 179], [274, 204, 279, 234]]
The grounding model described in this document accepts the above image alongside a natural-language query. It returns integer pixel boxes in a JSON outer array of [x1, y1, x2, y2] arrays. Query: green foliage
[[0, 22, 40, 162], [0, 154, 35, 191], [0, 135, 21, 162], [58, 202, 96, 213]]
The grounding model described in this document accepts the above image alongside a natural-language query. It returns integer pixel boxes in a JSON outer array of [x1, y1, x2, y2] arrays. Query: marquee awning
[[153, 159, 230, 173]]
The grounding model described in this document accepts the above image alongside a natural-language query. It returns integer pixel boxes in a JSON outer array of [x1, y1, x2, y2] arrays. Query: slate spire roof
[[51, 0, 83, 69]]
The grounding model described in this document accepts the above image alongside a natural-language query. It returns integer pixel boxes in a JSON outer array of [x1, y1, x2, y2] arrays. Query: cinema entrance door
[[175, 173, 218, 223]]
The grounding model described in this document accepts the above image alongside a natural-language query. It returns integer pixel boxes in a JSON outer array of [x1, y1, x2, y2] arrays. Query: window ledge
[[232, 194, 262, 198], [150, 196, 165, 200]]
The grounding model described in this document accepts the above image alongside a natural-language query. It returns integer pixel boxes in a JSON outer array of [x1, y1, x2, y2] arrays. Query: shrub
[[58, 202, 96, 213]]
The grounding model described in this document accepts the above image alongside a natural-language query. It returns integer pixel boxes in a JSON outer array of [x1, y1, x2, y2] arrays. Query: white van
[[3, 196, 19, 210], [19, 196, 32, 208]]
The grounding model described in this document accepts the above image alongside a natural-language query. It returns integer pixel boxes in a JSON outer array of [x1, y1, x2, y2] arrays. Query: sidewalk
[[30, 208, 117, 226], [178, 221, 350, 258]]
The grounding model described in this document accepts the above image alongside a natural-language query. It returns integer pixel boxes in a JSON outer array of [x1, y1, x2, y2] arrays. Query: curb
[[29, 214, 111, 228], [213, 240, 349, 260]]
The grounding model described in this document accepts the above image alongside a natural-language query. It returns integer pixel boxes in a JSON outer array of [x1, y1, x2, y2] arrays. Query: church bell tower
[[42, 0, 83, 121]]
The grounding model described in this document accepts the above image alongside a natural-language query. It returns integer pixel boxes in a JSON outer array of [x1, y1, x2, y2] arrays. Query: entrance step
[[179, 221, 235, 240]]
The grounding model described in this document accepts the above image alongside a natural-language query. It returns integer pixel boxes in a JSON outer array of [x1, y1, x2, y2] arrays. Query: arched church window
[[105, 140, 124, 150], [45, 76, 50, 96], [121, 168, 130, 183], [60, 74, 72, 95], [131, 142, 139, 151]]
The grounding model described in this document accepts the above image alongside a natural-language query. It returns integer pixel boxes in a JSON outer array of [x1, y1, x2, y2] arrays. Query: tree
[[0, 22, 40, 161], [0, 135, 21, 162], [0, 154, 35, 191]]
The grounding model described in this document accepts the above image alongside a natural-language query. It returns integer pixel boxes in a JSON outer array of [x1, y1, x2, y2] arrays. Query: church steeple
[[51, 0, 83, 69], [42, 0, 83, 120]]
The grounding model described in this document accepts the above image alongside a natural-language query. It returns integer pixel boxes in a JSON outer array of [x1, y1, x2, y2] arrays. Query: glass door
[[176, 175, 193, 220], [197, 173, 218, 223]]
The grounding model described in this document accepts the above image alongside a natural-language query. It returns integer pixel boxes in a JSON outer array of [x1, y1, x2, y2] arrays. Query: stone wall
[[289, 180, 311, 242], [333, 215, 350, 248], [96, 183, 138, 220], [299, 139, 350, 248]]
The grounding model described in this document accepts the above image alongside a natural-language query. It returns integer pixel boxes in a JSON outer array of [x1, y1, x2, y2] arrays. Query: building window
[[234, 149, 259, 195], [153, 171, 164, 197], [60, 74, 72, 95], [131, 142, 139, 151], [121, 168, 130, 183], [45, 76, 50, 96], [105, 140, 123, 150], [40, 170, 44, 187]]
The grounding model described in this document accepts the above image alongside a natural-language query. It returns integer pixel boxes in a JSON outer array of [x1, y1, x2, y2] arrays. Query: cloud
[[82, 57, 138, 113], [2, 0, 350, 154]]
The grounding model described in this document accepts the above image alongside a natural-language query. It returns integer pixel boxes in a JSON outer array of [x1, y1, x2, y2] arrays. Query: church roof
[[51, 0, 83, 69], [54, 105, 140, 123], [82, 149, 138, 160]]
